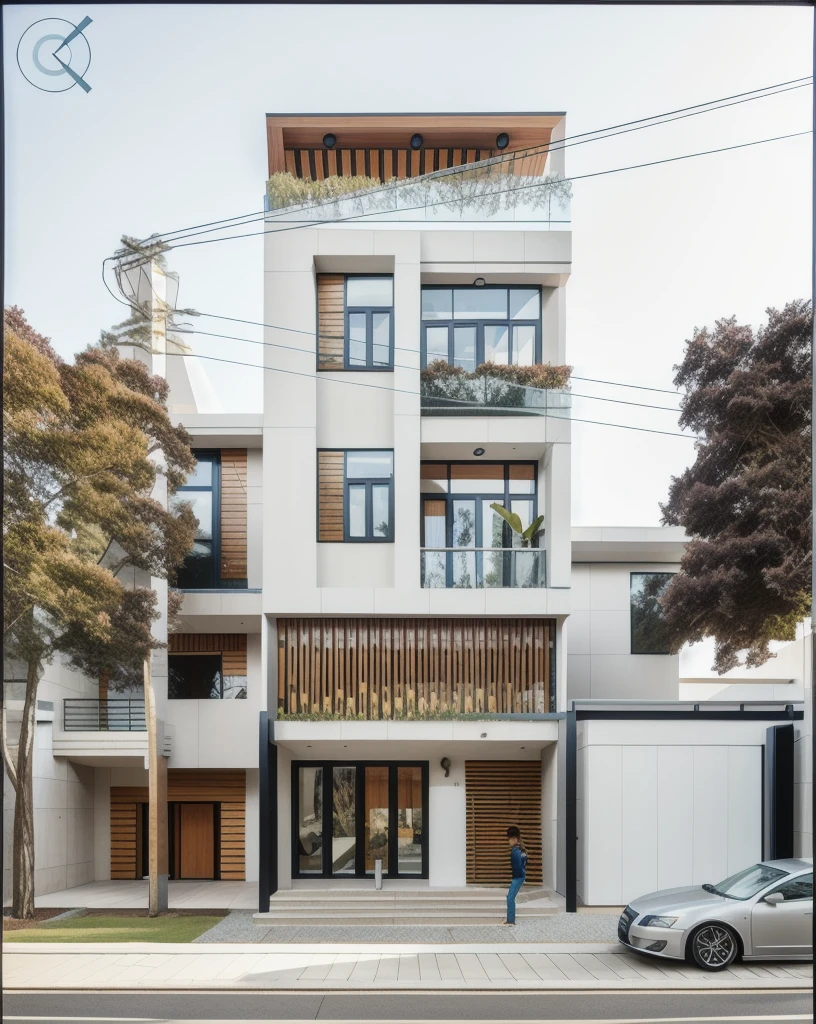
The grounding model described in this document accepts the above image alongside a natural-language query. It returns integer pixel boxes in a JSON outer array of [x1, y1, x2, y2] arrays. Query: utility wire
[[159, 348, 698, 440], [132, 76, 812, 250]]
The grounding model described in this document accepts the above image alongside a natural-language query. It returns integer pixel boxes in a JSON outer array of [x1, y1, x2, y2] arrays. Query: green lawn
[[4, 912, 225, 943]]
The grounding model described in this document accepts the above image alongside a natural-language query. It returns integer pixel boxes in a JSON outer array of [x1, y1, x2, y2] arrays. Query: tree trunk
[[11, 659, 38, 918], [143, 659, 168, 917]]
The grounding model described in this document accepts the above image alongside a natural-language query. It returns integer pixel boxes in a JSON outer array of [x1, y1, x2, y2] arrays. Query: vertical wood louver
[[317, 451, 345, 541], [316, 275, 345, 370], [465, 761, 543, 884], [219, 449, 248, 580]]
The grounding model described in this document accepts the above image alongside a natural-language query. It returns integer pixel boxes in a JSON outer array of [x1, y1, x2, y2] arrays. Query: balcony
[[63, 698, 146, 732], [421, 377, 571, 417], [263, 150, 571, 228], [421, 547, 546, 589]]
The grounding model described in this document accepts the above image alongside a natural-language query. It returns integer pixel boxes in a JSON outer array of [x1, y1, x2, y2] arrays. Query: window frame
[[343, 274, 395, 371], [317, 448, 395, 544], [420, 285, 542, 368], [629, 571, 676, 655], [168, 652, 224, 700], [172, 449, 248, 591]]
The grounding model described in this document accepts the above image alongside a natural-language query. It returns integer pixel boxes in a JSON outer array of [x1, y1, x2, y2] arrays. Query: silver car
[[618, 858, 813, 971]]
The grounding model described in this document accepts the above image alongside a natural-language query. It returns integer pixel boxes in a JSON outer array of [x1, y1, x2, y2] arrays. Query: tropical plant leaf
[[489, 503, 523, 536], [522, 515, 545, 542]]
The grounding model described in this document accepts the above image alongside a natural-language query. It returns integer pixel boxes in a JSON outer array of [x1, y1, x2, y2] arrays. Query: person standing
[[503, 825, 527, 925]]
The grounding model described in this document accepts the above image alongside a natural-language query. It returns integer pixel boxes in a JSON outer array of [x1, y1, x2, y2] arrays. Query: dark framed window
[[168, 653, 224, 699], [170, 450, 247, 590], [345, 276, 394, 370], [630, 572, 676, 655], [420, 461, 539, 587], [292, 760, 428, 879], [318, 449, 394, 543], [421, 286, 541, 369]]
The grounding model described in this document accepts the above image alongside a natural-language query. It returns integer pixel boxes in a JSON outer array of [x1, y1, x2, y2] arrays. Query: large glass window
[[630, 572, 675, 654], [345, 276, 394, 370], [344, 451, 394, 541], [297, 767, 324, 874], [420, 286, 542, 367], [421, 462, 539, 588], [168, 654, 223, 699]]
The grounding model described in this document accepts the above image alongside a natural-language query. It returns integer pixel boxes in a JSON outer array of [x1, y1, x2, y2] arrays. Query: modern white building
[[4, 112, 809, 910]]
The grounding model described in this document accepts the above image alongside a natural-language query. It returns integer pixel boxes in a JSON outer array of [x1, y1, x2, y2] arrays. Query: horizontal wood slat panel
[[220, 449, 247, 580], [277, 618, 554, 718], [169, 634, 247, 675], [110, 770, 246, 880], [317, 275, 345, 370], [465, 761, 542, 885], [317, 451, 345, 542]]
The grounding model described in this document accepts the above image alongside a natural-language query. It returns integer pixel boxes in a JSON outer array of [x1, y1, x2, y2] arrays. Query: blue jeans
[[506, 876, 524, 923]]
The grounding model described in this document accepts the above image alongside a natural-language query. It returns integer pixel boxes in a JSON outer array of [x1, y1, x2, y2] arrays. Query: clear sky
[[4, 4, 812, 526]]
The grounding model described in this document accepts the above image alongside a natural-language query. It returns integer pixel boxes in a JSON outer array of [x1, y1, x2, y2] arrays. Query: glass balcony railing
[[421, 378, 571, 417], [263, 149, 571, 227], [421, 548, 546, 589]]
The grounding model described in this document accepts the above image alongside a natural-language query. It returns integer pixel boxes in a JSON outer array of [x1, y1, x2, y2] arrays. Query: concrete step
[[270, 888, 553, 903], [254, 906, 558, 924]]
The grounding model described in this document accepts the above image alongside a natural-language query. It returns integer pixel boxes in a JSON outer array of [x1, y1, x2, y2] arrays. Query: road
[[4, 989, 813, 1022]]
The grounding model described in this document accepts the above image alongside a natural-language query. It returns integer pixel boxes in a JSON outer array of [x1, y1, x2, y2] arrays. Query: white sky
[[4, 4, 812, 527]]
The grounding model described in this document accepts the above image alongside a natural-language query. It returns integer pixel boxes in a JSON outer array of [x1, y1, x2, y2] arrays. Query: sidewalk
[[4, 942, 811, 990]]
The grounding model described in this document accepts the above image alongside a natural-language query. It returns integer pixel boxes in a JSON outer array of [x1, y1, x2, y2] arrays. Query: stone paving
[[4, 942, 811, 990], [28, 880, 256, 911], [194, 910, 621, 944]]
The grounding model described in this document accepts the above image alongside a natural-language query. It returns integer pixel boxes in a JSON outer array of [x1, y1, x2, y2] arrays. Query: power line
[[177, 325, 682, 413], [136, 76, 812, 251], [143, 129, 813, 254], [157, 348, 697, 440]]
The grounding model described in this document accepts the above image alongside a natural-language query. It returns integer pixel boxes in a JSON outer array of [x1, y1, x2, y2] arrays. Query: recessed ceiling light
[[410, 133, 424, 150], [323, 133, 337, 149], [473, 277, 486, 287], [496, 132, 510, 150], [473, 448, 485, 457]]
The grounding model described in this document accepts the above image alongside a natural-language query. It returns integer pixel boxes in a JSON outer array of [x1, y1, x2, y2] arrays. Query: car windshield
[[706, 864, 788, 900]]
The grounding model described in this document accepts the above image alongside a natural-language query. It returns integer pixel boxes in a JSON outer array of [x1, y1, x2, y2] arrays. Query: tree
[[658, 300, 811, 674], [3, 307, 196, 917]]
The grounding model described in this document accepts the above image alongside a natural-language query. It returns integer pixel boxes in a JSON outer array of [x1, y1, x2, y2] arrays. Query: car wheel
[[688, 923, 739, 971]]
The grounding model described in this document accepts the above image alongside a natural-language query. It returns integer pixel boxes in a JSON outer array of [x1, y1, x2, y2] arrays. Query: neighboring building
[[4, 112, 808, 908]]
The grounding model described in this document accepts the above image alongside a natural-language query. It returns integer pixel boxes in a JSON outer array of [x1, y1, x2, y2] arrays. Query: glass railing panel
[[420, 548, 546, 588], [420, 379, 572, 417]]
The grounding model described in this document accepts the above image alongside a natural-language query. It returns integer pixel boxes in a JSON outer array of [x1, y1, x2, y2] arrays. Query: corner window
[[630, 572, 675, 655], [318, 449, 394, 542], [171, 453, 217, 588], [318, 275, 394, 371], [421, 286, 541, 368]]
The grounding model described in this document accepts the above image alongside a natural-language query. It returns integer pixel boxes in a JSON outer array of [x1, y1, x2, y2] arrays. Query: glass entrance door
[[293, 761, 428, 879]]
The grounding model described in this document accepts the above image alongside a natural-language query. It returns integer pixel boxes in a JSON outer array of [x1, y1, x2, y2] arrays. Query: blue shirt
[[510, 845, 527, 879]]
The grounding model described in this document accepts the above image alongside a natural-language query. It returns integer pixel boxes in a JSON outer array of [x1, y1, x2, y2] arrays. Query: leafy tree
[[658, 301, 811, 674], [3, 307, 196, 917]]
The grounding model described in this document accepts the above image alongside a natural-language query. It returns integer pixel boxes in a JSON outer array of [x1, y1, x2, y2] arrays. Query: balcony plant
[[420, 360, 572, 409], [488, 505, 544, 548]]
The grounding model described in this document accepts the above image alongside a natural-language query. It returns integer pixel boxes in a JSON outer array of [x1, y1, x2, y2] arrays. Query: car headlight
[[639, 915, 678, 928]]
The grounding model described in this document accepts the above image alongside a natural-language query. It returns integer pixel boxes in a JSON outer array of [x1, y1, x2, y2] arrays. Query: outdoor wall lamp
[[495, 132, 510, 150], [323, 133, 337, 149], [473, 277, 486, 287], [410, 133, 424, 150], [440, 757, 451, 778], [473, 448, 485, 457]]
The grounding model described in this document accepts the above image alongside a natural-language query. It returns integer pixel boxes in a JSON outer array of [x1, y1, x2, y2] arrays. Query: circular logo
[[17, 17, 92, 93]]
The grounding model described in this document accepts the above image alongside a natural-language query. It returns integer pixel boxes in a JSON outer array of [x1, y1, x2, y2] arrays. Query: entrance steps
[[254, 886, 560, 925]]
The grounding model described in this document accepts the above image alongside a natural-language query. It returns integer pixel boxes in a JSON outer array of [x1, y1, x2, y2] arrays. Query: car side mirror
[[764, 891, 784, 905]]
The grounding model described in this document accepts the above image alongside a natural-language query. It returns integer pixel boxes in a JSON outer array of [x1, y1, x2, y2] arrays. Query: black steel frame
[[290, 760, 429, 880], [344, 274, 395, 370], [258, 712, 278, 911]]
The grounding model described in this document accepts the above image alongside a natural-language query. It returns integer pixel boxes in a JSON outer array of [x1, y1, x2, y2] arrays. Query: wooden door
[[179, 803, 215, 879], [465, 761, 542, 885]]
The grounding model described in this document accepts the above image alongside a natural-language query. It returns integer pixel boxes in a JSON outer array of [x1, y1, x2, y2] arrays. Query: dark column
[[565, 708, 577, 913], [258, 712, 278, 912], [764, 723, 794, 860]]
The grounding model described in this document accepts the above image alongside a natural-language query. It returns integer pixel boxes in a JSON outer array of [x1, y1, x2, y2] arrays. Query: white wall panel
[[621, 746, 657, 903], [586, 746, 622, 905], [727, 747, 762, 875], [692, 746, 729, 885], [656, 746, 694, 890]]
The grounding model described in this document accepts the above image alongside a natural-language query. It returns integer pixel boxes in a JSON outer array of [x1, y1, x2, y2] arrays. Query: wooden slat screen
[[465, 761, 543, 885], [169, 633, 247, 676], [110, 769, 246, 880], [285, 148, 501, 181], [220, 449, 247, 580], [277, 617, 554, 719], [317, 451, 345, 542], [317, 274, 345, 371]]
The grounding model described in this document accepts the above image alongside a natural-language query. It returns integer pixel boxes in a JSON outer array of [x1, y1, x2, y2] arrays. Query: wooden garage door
[[465, 761, 542, 885]]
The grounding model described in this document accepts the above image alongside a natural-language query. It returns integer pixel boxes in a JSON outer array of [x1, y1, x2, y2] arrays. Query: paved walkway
[[4, 943, 811, 990], [26, 880, 257, 911]]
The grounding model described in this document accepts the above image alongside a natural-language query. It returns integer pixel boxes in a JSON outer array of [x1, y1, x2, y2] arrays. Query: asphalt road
[[3, 990, 813, 1022]]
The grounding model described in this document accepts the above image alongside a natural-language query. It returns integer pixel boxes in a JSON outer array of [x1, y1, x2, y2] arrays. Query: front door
[[169, 803, 218, 880], [293, 761, 427, 879], [751, 873, 813, 956]]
